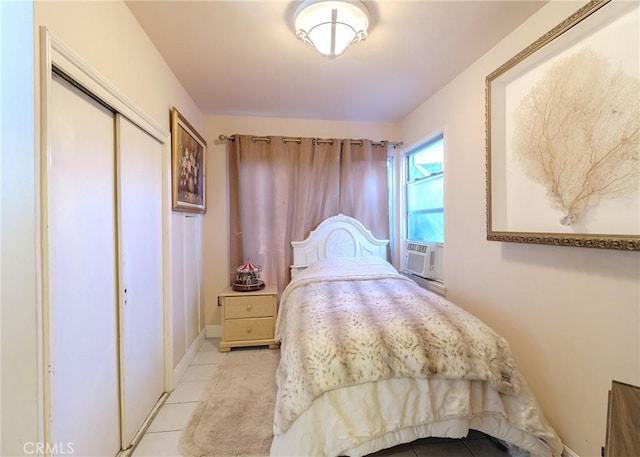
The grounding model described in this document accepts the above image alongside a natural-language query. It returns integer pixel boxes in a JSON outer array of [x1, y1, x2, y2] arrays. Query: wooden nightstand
[[605, 380, 640, 457], [218, 285, 279, 352]]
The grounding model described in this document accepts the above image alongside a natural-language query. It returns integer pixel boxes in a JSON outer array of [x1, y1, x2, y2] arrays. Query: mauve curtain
[[339, 139, 390, 241], [229, 135, 388, 294]]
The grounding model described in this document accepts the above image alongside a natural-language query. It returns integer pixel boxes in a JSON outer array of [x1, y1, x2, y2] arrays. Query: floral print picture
[[171, 107, 207, 213]]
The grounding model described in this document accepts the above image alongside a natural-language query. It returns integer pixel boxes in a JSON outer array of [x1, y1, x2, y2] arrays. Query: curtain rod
[[218, 134, 403, 148]]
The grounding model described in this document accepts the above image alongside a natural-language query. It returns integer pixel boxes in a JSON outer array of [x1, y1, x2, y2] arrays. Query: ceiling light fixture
[[294, 0, 369, 59]]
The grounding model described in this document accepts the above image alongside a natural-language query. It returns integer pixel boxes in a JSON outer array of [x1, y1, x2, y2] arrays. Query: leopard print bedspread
[[273, 257, 521, 435]]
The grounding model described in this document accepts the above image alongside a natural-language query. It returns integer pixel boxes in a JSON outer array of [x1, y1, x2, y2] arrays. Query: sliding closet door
[[117, 115, 165, 448], [48, 73, 121, 456]]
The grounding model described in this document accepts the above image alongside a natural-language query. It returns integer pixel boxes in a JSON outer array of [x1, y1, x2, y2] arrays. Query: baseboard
[[172, 329, 206, 386], [206, 324, 221, 338], [562, 444, 580, 457]]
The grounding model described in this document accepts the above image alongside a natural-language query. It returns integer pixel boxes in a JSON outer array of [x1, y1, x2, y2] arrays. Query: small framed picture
[[171, 107, 207, 213]]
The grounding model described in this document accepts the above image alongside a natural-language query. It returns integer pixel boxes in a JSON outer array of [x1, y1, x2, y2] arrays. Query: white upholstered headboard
[[290, 214, 389, 278]]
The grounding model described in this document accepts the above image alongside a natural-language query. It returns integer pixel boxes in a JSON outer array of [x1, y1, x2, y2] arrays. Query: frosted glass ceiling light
[[294, 0, 369, 59]]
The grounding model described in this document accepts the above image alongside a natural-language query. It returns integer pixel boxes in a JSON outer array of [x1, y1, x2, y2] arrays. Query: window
[[387, 154, 395, 257], [405, 134, 444, 243]]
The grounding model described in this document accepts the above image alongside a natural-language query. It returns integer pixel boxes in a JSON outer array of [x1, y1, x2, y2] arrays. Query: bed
[[270, 214, 563, 457]]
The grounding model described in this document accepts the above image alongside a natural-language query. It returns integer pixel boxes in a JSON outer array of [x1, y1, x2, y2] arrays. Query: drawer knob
[[246, 327, 253, 333], [247, 304, 253, 311]]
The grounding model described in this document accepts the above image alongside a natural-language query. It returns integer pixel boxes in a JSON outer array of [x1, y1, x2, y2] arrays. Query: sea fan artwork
[[511, 47, 640, 226]]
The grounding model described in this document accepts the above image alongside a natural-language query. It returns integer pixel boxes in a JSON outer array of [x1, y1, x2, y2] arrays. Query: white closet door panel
[[117, 115, 165, 448], [184, 215, 202, 341], [171, 215, 187, 364], [49, 74, 120, 456]]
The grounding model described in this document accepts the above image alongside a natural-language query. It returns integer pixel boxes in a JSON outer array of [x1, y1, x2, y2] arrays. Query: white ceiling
[[126, 0, 547, 123]]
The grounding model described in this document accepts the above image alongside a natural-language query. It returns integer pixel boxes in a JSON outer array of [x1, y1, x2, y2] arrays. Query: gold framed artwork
[[171, 107, 207, 213], [486, 0, 640, 250]]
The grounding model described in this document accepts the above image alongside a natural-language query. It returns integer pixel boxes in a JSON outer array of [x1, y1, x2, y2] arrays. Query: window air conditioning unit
[[405, 242, 444, 282]]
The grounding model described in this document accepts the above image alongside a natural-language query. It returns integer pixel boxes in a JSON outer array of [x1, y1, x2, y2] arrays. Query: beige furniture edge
[[219, 285, 279, 352]]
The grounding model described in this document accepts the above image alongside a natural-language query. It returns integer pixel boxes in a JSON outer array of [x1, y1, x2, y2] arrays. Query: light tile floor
[[131, 338, 510, 457], [132, 337, 227, 457]]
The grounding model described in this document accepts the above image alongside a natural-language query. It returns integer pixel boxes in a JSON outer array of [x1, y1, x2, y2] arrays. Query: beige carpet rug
[[179, 349, 280, 457]]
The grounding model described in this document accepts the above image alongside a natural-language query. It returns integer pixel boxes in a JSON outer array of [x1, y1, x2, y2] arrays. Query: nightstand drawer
[[218, 284, 279, 352], [224, 317, 274, 341], [225, 295, 274, 319]]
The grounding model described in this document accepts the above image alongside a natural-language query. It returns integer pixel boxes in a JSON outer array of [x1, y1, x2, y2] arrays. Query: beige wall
[[35, 1, 202, 130], [202, 115, 401, 327], [0, 1, 204, 452], [1, 2, 39, 454], [400, 1, 640, 456]]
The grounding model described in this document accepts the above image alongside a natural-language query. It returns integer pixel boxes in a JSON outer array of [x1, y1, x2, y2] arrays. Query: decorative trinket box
[[233, 261, 265, 291]]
